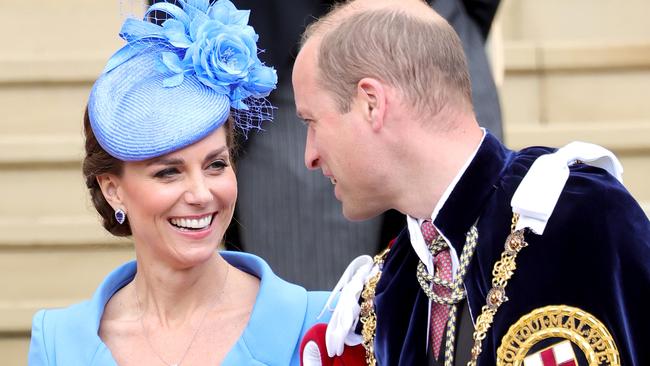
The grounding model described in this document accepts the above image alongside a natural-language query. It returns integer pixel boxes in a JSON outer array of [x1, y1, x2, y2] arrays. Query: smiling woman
[[27, 1, 330, 366], [91, 123, 238, 267], [82, 110, 237, 241]]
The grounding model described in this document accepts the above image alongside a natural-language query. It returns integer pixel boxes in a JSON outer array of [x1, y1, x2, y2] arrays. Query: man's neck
[[393, 117, 483, 219]]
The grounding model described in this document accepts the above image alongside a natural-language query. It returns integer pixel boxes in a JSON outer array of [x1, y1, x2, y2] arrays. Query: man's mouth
[[324, 172, 337, 185]]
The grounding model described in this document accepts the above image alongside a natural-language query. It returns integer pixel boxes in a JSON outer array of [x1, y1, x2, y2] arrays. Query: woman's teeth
[[169, 215, 213, 230]]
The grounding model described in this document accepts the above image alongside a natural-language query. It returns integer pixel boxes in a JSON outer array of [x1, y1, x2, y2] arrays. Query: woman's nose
[[184, 175, 213, 205]]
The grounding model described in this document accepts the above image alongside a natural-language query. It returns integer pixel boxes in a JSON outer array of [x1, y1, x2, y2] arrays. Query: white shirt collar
[[406, 129, 486, 277]]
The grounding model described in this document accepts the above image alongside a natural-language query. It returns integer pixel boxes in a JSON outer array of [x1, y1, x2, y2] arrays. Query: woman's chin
[[169, 246, 220, 269], [166, 234, 223, 268]]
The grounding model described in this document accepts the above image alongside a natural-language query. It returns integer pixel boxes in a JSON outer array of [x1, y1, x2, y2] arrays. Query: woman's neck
[[132, 251, 229, 328]]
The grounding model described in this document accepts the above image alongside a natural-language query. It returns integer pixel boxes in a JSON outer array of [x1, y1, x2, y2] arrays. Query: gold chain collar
[[359, 247, 390, 366], [416, 225, 479, 366], [358, 214, 528, 366], [468, 213, 528, 365], [416, 226, 478, 304]]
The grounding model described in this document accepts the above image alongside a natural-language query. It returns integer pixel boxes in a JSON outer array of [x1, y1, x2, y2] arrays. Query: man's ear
[[356, 78, 387, 132], [96, 174, 124, 210]]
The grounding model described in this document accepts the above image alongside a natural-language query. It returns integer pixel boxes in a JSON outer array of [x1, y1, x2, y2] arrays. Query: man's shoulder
[[499, 143, 648, 244], [506, 145, 629, 198], [563, 162, 639, 215], [507, 145, 557, 174], [529, 160, 649, 253]]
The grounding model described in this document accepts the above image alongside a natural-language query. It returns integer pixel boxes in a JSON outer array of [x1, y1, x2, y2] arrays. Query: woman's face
[[113, 127, 236, 267]]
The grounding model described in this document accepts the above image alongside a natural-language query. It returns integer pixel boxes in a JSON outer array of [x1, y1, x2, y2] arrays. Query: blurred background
[[1, 0, 649, 364]]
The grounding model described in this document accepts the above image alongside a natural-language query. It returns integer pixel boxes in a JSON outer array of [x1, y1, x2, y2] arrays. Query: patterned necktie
[[421, 220, 453, 360]]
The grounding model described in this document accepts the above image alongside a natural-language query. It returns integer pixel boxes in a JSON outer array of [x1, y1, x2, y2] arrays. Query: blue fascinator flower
[[111, 0, 277, 110], [88, 0, 277, 161]]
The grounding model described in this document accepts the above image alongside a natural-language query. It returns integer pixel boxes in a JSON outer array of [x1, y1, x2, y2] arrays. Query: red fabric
[[300, 323, 367, 366]]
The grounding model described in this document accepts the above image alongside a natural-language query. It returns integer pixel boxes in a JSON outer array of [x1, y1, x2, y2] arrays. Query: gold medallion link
[[468, 214, 527, 366]]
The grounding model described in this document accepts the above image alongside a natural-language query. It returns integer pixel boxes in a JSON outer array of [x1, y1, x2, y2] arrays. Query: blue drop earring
[[115, 208, 126, 224]]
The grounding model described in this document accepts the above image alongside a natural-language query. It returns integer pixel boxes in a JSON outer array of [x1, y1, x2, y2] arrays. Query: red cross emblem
[[524, 340, 578, 366]]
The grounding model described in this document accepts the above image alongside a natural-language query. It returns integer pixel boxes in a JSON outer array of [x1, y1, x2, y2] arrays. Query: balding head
[[302, 0, 445, 44], [298, 0, 473, 118]]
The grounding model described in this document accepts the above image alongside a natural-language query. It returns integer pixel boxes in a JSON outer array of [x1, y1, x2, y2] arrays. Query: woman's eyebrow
[[145, 156, 184, 167], [203, 146, 228, 163]]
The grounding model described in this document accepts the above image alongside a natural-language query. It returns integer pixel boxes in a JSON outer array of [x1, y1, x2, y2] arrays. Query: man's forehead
[[295, 39, 318, 70], [293, 41, 319, 89]]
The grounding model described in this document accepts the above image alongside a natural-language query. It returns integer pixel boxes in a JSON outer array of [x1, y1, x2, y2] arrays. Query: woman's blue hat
[[88, 0, 277, 161]]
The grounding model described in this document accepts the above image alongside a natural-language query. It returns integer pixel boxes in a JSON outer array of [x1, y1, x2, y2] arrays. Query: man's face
[[292, 41, 389, 221]]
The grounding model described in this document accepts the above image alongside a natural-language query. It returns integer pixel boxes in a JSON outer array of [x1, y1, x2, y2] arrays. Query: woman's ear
[[356, 77, 387, 132], [96, 174, 124, 210]]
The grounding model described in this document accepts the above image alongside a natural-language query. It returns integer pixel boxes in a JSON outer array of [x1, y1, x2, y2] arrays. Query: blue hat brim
[[88, 45, 230, 162]]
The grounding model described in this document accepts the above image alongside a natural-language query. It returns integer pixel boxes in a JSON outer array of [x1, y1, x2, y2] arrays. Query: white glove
[[318, 255, 377, 357]]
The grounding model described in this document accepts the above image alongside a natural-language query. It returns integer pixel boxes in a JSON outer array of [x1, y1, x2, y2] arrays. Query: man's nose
[[304, 128, 320, 170]]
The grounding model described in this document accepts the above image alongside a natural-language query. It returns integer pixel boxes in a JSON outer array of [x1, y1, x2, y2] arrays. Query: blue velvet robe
[[373, 133, 650, 365], [28, 251, 331, 366]]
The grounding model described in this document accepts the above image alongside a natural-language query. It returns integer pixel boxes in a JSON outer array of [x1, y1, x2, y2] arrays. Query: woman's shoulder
[[31, 260, 136, 334], [220, 251, 332, 365], [221, 250, 330, 313], [28, 261, 137, 365], [28, 300, 104, 365]]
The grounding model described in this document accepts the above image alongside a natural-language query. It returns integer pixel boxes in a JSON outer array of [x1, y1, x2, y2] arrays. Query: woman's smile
[[168, 212, 218, 240], [169, 213, 215, 231]]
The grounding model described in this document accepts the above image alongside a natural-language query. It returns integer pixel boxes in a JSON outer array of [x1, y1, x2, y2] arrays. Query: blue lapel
[[221, 251, 308, 365], [86, 253, 308, 366]]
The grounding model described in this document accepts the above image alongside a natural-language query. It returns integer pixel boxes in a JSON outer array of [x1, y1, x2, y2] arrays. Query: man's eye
[[153, 167, 179, 178], [301, 118, 313, 127]]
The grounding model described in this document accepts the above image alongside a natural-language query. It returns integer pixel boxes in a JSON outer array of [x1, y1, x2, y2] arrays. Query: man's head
[[300, 0, 472, 117], [293, 0, 480, 220]]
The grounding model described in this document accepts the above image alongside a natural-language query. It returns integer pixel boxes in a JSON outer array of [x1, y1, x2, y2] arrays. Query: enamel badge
[[496, 305, 620, 366]]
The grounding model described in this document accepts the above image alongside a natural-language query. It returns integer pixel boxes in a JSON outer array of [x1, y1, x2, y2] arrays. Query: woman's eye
[[208, 159, 229, 170], [153, 167, 179, 178]]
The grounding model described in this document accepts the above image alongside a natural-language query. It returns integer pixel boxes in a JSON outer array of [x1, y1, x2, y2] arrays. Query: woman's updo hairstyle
[[82, 107, 131, 236]]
